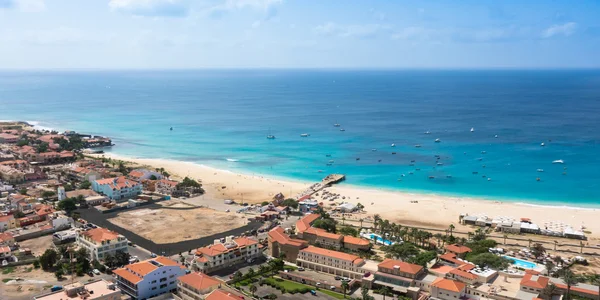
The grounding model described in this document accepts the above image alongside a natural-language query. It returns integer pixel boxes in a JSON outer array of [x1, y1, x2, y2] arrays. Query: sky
[[0, 0, 599, 69]]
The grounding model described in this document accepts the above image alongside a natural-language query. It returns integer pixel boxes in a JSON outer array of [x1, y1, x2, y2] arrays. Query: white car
[[92, 269, 101, 275]]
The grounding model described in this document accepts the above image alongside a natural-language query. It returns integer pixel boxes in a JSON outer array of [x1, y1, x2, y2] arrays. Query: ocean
[[1, 69, 599, 206]]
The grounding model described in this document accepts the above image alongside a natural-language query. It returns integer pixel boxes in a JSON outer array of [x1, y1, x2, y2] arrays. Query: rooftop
[[378, 259, 423, 275], [80, 227, 121, 243], [296, 213, 320, 233], [205, 289, 245, 300], [178, 272, 222, 291], [520, 273, 550, 289], [33, 279, 120, 300], [300, 246, 364, 265], [432, 278, 466, 292], [268, 227, 307, 247], [445, 244, 472, 254]]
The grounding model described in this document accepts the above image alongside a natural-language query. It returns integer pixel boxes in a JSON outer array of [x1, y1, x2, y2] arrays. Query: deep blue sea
[[1, 70, 599, 206]]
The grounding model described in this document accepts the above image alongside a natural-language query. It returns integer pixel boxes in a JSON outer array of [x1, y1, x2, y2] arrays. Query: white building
[[430, 278, 467, 300], [191, 236, 261, 273], [76, 227, 128, 261], [113, 256, 187, 300], [296, 246, 366, 279], [57, 186, 66, 201], [33, 279, 121, 300]]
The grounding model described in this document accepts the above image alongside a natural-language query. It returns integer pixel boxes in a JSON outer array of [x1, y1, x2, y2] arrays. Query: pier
[[296, 174, 345, 201]]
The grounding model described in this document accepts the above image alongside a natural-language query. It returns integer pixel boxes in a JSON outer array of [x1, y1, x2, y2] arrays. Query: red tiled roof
[[301, 246, 364, 265], [128, 170, 144, 178], [439, 253, 463, 265], [343, 235, 370, 246], [295, 213, 320, 233], [113, 268, 143, 284], [378, 259, 423, 275], [268, 227, 307, 248], [432, 278, 466, 292], [305, 227, 342, 240], [196, 244, 229, 257], [520, 273, 550, 289], [81, 228, 120, 243], [178, 272, 221, 291], [158, 179, 178, 187], [449, 267, 478, 280], [0, 215, 15, 222], [445, 244, 472, 254], [154, 256, 184, 267], [95, 176, 140, 190], [205, 289, 244, 300]]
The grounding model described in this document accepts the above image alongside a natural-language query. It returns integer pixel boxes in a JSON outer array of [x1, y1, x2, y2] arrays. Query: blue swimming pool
[[504, 256, 537, 269], [368, 234, 394, 246]]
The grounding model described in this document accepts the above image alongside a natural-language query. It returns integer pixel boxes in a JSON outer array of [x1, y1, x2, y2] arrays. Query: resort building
[[191, 236, 261, 273], [92, 176, 142, 201], [33, 279, 121, 300], [445, 244, 472, 258], [128, 169, 163, 181], [430, 278, 467, 300], [369, 259, 425, 291], [296, 246, 366, 279], [113, 256, 187, 300], [204, 289, 246, 300], [267, 226, 308, 262], [174, 272, 222, 300], [156, 179, 179, 194], [70, 166, 103, 182], [520, 272, 549, 294], [295, 214, 371, 251], [76, 227, 128, 261], [0, 133, 19, 143]]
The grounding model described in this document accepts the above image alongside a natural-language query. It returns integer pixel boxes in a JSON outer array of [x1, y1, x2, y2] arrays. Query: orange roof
[[520, 273, 549, 289], [449, 267, 478, 280], [268, 227, 307, 248], [378, 259, 423, 275], [295, 213, 320, 233], [553, 283, 600, 296], [0, 246, 11, 254], [343, 235, 370, 246], [81, 227, 120, 243], [129, 170, 144, 178], [178, 272, 221, 291], [113, 268, 143, 284], [95, 176, 140, 190], [196, 244, 229, 256], [305, 227, 342, 240], [0, 232, 14, 242], [154, 256, 184, 267], [196, 256, 209, 263], [445, 244, 472, 254], [159, 179, 178, 187], [126, 261, 158, 276], [432, 278, 466, 292], [439, 252, 463, 265], [205, 289, 244, 300], [0, 215, 15, 223], [301, 246, 364, 265]]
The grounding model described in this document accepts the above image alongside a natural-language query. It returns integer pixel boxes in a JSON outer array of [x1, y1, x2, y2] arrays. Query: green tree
[[57, 198, 77, 214], [246, 268, 255, 279], [33, 260, 40, 269], [268, 259, 284, 277], [259, 265, 270, 276], [531, 243, 546, 259], [104, 253, 117, 268], [361, 287, 374, 300], [585, 272, 600, 300], [448, 224, 455, 236], [381, 243, 419, 261], [339, 226, 358, 237], [408, 251, 438, 267], [312, 218, 337, 233], [17, 139, 28, 147], [79, 180, 91, 189], [19, 188, 28, 195], [377, 286, 391, 300], [13, 211, 26, 218], [39, 249, 58, 271], [541, 283, 558, 300], [149, 175, 158, 180], [261, 201, 270, 206], [41, 191, 55, 199], [545, 260, 555, 277], [114, 251, 130, 267], [37, 142, 48, 153], [341, 281, 349, 298], [469, 253, 511, 270], [233, 271, 243, 282], [562, 269, 581, 300], [281, 198, 299, 209], [54, 269, 64, 279], [249, 284, 258, 296]]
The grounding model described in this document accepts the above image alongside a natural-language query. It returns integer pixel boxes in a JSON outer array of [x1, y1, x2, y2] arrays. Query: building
[[520, 272, 550, 294], [267, 226, 308, 262], [0, 165, 25, 184], [113, 256, 186, 300], [0, 214, 17, 232], [57, 186, 66, 201], [430, 278, 467, 300], [0, 133, 19, 143], [92, 176, 142, 201], [70, 166, 103, 182], [191, 236, 261, 273], [445, 244, 472, 258], [296, 246, 366, 279], [174, 272, 222, 300], [0, 232, 15, 246], [371, 259, 425, 291], [33, 279, 121, 300], [204, 289, 245, 300], [295, 214, 370, 251], [76, 227, 128, 261], [129, 169, 163, 181]]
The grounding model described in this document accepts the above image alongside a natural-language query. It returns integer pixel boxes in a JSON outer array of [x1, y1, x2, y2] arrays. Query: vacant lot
[[108, 201, 247, 243]]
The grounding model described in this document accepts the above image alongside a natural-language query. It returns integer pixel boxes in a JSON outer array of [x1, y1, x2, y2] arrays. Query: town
[[1, 120, 600, 300]]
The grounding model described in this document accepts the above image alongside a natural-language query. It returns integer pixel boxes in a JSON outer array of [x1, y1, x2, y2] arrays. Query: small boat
[[371, 148, 377, 152], [340, 128, 345, 131], [170, 127, 173, 131], [416, 168, 421, 171], [428, 176, 435, 179], [446, 175, 452, 178], [392, 152, 396, 155], [537, 169, 544, 172], [410, 160, 415, 162], [487, 178, 491, 181], [482, 175, 486, 178], [541, 142, 545, 147], [378, 159, 382, 162], [401, 174, 405, 177], [334, 122, 341, 127], [267, 135, 276, 139], [300, 133, 310, 137], [409, 163, 415, 166], [415, 144, 421, 148], [326, 163, 332, 166], [470, 127, 475, 132], [552, 159, 564, 164], [434, 138, 441, 143], [329, 160, 334, 163], [325, 154, 331, 157], [425, 131, 431, 134], [482, 165, 486, 168], [437, 163, 443, 166], [477, 158, 483, 161], [356, 158, 360, 161], [318, 170, 323, 173], [472, 171, 478, 174], [536, 177, 541, 181], [481, 151, 486, 154], [495, 135, 498, 138], [391, 143, 396, 147], [409, 172, 413, 174]]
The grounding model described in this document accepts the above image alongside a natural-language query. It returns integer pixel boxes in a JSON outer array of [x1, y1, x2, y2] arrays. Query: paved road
[[76, 205, 263, 256]]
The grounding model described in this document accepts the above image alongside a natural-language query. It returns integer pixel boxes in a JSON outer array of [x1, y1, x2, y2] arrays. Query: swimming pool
[[504, 256, 537, 269], [368, 233, 394, 246]]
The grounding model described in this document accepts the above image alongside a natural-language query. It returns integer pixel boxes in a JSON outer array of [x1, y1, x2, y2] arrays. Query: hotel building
[[76, 227, 128, 261], [113, 256, 187, 300], [296, 246, 366, 279], [191, 236, 261, 273]]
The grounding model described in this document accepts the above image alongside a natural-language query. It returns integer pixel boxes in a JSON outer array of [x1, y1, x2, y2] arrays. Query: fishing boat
[[425, 131, 431, 134], [267, 135, 276, 139], [470, 127, 475, 132], [537, 169, 544, 172], [434, 138, 441, 143], [391, 143, 396, 147], [329, 160, 334, 163], [415, 144, 421, 148], [392, 152, 396, 155], [170, 127, 173, 131], [552, 159, 564, 164], [356, 157, 360, 161], [428, 176, 435, 179], [372, 148, 377, 152], [472, 171, 478, 174], [325, 154, 331, 157], [541, 142, 545, 147], [437, 162, 443, 166], [495, 135, 498, 138], [446, 175, 452, 178], [300, 133, 310, 137], [481, 151, 486, 154], [334, 121, 341, 127], [340, 128, 346, 131]]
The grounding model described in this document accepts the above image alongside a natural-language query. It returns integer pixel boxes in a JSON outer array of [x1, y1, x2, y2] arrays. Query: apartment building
[[174, 272, 222, 300], [76, 227, 128, 261], [371, 259, 425, 290], [191, 236, 261, 273], [296, 246, 366, 279], [33, 279, 121, 300], [113, 256, 187, 300], [92, 176, 142, 201], [267, 226, 308, 262], [431, 278, 467, 300]]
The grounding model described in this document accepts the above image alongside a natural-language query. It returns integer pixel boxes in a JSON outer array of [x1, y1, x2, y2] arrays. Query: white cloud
[[0, 0, 45, 12], [207, 0, 282, 18], [542, 22, 577, 38], [391, 26, 532, 43], [314, 22, 390, 39], [108, 0, 189, 17]]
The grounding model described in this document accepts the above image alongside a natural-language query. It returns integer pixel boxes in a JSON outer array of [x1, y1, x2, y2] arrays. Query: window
[[169, 275, 175, 278], [160, 284, 167, 289], [160, 277, 167, 282], [151, 280, 157, 284], [152, 287, 157, 290]]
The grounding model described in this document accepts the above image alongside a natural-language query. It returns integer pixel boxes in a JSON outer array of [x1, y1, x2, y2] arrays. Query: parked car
[[298, 267, 305, 271], [92, 269, 101, 275]]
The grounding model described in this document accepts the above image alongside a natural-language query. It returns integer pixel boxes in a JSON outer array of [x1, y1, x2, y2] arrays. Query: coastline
[[96, 151, 600, 240]]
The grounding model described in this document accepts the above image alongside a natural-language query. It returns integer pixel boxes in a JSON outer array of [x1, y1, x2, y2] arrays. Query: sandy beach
[[97, 153, 600, 240]]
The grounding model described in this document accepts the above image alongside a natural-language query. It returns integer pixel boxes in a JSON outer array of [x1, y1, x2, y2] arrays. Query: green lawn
[[1, 267, 15, 275], [264, 277, 346, 299]]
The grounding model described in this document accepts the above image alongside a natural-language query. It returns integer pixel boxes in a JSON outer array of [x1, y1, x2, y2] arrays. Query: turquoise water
[[1, 70, 599, 206], [367, 233, 394, 246], [504, 256, 537, 269]]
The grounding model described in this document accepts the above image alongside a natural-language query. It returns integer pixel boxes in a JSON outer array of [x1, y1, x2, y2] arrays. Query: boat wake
[[226, 158, 239, 162]]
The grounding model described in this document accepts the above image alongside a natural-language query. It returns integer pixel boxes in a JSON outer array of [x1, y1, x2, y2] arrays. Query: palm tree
[[341, 281, 349, 298], [554, 240, 558, 251], [586, 272, 600, 300], [434, 233, 443, 248], [249, 284, 258, 296], [528, 239, 533, 248], [378, 286, 392, 300], [359, 218, 364, 230], [373, 214, 381, 232], [259, 265, 269, 276], [580, 241, 584, 254], [361, 287, 370, 300], [410, 227, 419, 244], [541, 283, 557, 300], [503, 234, 508, 245], [545, 261, 555, 277], [448, 224, 455, 237], [562, 269, 581, 300]]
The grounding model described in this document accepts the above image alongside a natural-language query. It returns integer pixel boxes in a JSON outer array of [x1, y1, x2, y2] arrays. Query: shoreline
[[95, 151, 600, 240]]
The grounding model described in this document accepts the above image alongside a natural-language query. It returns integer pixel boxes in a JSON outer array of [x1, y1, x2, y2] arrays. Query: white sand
[[97, 153, 600, 240]]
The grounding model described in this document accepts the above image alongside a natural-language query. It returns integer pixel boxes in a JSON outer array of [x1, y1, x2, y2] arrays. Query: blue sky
[[0, 0, 599, 69]]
